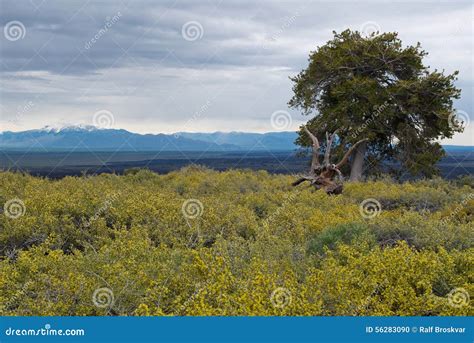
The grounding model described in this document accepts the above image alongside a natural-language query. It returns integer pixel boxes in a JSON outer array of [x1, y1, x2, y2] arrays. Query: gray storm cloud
[[0, 0, 472, 144]]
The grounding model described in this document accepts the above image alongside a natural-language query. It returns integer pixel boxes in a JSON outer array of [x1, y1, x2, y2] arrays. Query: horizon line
[[0, 124, 298, 135], [1, 126, 473, 147]]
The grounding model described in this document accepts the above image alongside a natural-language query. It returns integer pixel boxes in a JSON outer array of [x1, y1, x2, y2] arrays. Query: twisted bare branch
[[324, 130, 338, 166], [303, 125, 321, 172], [335, 138, 369, 169]]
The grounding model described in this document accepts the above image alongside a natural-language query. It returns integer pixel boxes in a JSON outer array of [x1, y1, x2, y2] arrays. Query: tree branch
[[303, 125, 321, 171], [335, 138, 369, 169], [324, 130, 338, 166]]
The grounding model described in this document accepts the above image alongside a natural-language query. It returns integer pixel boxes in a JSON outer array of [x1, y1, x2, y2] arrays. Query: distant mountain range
[[0, 125, 472, 152], [175, 131, 298, 150], [0, 125, 299, 151]]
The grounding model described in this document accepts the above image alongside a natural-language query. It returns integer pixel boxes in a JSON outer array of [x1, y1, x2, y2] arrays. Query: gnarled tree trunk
[[349, 140, 367, 181], [292, 126, 368, 194]]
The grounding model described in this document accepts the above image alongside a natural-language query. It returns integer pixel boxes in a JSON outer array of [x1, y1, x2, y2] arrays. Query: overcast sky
[[0, 0, 472, 145]]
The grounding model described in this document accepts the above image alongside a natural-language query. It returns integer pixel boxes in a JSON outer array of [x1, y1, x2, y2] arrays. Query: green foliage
[[0, 169, 472, 316], [307, 223, 375, 256], [289, 30, 462, 177]]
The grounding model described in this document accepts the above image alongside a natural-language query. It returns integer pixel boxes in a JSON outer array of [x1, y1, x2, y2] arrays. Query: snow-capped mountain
[[39, 124, 100, 133], [0, 126, 471, 153], [0, 126, 299, 151]]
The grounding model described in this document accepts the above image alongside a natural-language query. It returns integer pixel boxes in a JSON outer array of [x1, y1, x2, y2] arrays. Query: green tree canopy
[[289, 30, 462, 179]]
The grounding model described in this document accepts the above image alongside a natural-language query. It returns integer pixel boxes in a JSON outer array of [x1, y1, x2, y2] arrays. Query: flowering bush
[[0, 169, 472, 316]]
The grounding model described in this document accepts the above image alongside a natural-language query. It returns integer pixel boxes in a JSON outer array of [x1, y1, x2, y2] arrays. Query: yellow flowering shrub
[[0, 169, 472, 316]]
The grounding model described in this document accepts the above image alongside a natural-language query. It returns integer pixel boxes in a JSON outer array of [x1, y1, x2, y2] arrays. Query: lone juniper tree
[[289, 30, 462, 181]]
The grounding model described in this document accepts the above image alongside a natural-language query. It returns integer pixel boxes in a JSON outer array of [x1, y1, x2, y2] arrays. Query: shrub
[[307, 223, 375, 255], [0, 170, 472, 316]]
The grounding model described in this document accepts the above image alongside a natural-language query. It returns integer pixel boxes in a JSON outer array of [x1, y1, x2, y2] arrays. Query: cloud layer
[[1, 0, 472, 144]]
